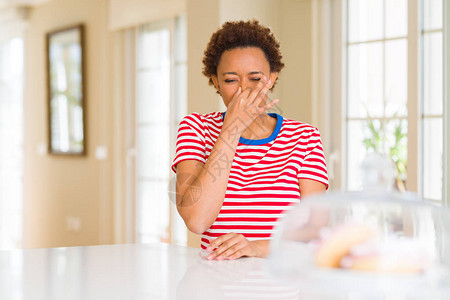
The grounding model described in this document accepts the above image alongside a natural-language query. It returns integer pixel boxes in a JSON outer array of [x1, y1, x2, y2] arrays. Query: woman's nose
[[240, 79, 249, 91]]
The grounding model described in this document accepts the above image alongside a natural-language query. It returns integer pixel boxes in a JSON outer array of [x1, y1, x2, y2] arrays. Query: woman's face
[[211, 47, 278, 107]]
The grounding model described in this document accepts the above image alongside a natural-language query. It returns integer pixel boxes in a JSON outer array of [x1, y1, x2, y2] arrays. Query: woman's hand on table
[[206, 233, 270, 260]]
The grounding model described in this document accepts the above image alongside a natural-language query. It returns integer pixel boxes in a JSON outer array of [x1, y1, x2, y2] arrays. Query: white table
[[4, 243, 449, 300], [0, 243, 301, 300]]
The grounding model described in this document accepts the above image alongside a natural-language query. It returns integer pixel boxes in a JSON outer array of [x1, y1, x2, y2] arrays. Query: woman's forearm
[[177, 121, 243, 233]]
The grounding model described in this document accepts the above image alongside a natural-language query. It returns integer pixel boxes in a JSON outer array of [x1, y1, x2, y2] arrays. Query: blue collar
[[222, 112, 283, 145]]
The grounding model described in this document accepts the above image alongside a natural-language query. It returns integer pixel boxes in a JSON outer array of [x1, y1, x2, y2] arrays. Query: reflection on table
[[0, 243, 300, 300]]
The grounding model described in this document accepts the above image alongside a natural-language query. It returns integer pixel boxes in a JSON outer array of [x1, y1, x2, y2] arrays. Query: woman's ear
[[269, 72, 278, 89], [211, 75, 220, 91]]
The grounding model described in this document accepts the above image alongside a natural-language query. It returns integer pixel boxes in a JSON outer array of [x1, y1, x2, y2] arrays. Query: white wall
[[23, 0, 114, 248], [109, 0, 186, 30]]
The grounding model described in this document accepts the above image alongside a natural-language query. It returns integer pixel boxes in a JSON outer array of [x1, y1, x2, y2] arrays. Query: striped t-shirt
[[171, 112, 328, 249]]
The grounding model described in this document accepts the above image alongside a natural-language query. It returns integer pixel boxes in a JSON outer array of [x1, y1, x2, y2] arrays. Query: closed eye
[[224, 79, 236, 83], [250, 78, 261, 82]]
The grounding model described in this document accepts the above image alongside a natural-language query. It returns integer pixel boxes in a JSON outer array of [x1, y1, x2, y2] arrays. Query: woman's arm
[[176, 78, 277, 234], [298, 178, 327, 198], [175, 128, 240, 234]]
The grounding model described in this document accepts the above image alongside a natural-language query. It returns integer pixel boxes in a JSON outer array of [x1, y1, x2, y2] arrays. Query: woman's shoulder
[[181, 111, 223, 124], [280, 116, 320, 134]]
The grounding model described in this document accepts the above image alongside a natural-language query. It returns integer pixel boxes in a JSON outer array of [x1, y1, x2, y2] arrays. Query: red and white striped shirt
[[171, 112, 328, 249]]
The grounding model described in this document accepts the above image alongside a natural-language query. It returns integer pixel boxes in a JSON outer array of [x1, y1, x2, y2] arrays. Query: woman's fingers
[[224, 77, 279, 131], [206, 234, 236, 259], [247, 79, 275, 116], [253, 79, 272, 106], [234, 86, 242, 97], [206, 233, 255, 260], [229, 86, 250, 109], [264, 97, 279, 111], [246, 77, 267, 103], [216, 236, 245, 259], [219, 244, 247, 260]]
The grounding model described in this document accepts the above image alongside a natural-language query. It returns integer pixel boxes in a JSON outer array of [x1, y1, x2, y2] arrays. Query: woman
[[171, 20, 328, 260]]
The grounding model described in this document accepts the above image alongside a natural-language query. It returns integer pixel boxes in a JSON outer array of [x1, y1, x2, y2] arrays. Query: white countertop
[[0, 243, 300, 300], [3, 242, 449, 300]]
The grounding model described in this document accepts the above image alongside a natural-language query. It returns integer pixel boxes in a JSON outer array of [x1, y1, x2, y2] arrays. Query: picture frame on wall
[[46, 24, 86, 155]]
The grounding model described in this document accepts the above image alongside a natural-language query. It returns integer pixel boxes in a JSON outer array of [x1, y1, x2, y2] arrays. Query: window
[[344, 0, 446, 203], [0, 37, 24, 249], [421, 0, 443, 201], [135, 16, 187, 245], [346, 0, 408, 191]]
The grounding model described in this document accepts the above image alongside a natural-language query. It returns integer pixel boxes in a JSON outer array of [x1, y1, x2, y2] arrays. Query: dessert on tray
[[314, 222, 432, 273]]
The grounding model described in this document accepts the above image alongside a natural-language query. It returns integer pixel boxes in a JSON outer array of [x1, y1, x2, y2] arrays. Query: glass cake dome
[[269, 154, 450, 299]]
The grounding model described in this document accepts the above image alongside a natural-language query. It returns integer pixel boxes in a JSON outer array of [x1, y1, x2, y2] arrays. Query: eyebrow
[[222, 71, 264, 76]]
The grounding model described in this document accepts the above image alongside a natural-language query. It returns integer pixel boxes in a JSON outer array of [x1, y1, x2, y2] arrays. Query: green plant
[[362, 116, 407, 191]]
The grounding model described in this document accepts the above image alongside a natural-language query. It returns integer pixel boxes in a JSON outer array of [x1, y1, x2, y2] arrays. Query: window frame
[[328, 0, 448, 205], [444, 0, 450, 205]]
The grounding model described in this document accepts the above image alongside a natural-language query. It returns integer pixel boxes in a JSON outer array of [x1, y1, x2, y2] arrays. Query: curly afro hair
[[202, 20, 285, 91]]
